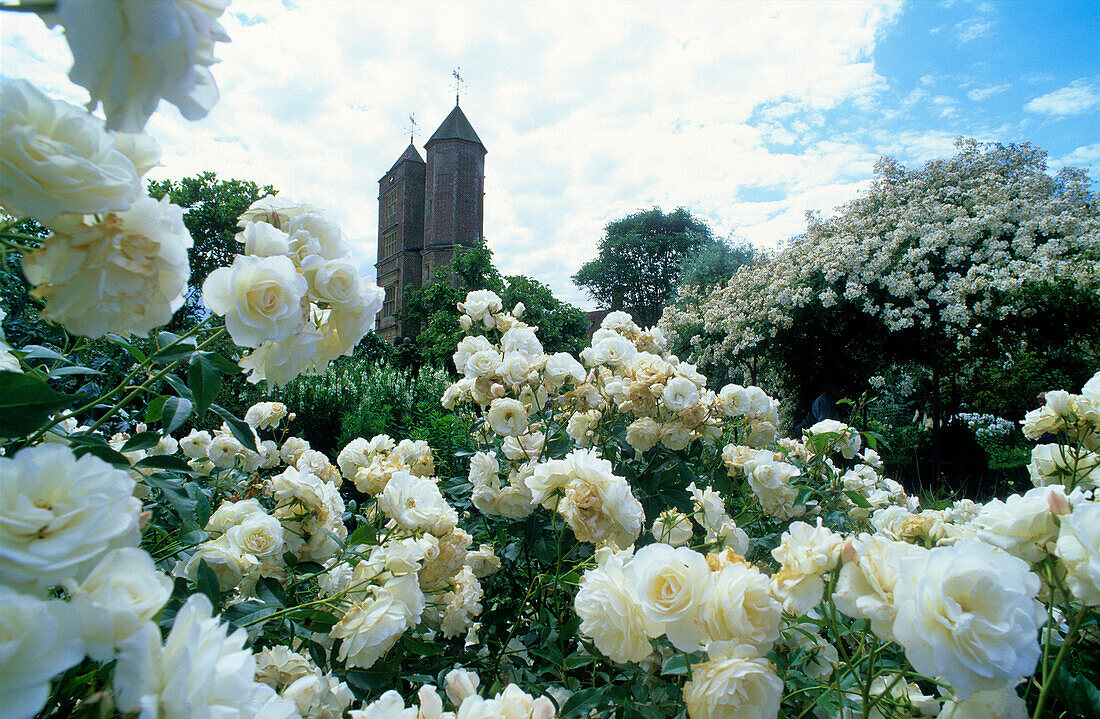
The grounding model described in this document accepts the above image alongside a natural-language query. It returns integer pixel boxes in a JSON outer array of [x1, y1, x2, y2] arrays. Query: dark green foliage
[[572, 207, 713, 327], [147, 172, 276, 327], [501, 274, 590, 356]]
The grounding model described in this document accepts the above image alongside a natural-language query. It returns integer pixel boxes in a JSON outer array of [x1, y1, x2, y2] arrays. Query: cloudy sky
[[3, 0, 1098, 310]]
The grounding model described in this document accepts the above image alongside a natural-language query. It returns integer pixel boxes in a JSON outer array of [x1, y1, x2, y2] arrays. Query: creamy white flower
[[502, 431, 546, 461], [68, 547, 172, 660], [176, 535, 253, 591], [700, 561, 782, 653], [938, 685, 1027, 719], [892, 540, 1046, 699], [236, 220, 291, 257], [0, 587, 84, 719], [682, 648, 783, 719], [238, 196, 319, 229], [833, 534, 927, 641], [23, 195, 191, 337], [0, 79, 141, 222], [113, 594, 296, 719], [625, 417, 661, 453], [498, 351, 533, 386], [244, 401, 288, 430], [180, 428, 212, 459], [486, 397, 528, 437], [464, 348, 502, 379], [225, 512, 285, 560], [378, 471, 458, 536], [203, 254, 307, 348], [453, 335, 494, 376], [1029, 443, 1100, 489], [543, 352, 586, 387], [0, 443, 141, 594], [460, 289, 502, 322], [239, 325, 322, 388], [592, 334, 637, 366], [626, 543, 713, 651], [662, 376, 701, 413], [300, 255, 362, 308], [1054, 501, 1100, 606], [652, 509, 694, 547], [46, 0, 231, 132], [575, 547, 655, 663], [972, 485, 1071, 563], [770, 520, 843, 614], [329, 587, 413, 669], [445, 669, 481, 706]]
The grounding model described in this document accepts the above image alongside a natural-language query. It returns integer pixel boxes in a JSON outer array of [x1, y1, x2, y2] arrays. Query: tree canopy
[[572, 207, 713, 327], [147, 172, 276, 325]]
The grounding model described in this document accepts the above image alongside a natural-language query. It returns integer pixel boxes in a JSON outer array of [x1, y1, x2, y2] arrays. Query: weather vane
[[404, 113, 417, 144], [452, 67, 465, 106]]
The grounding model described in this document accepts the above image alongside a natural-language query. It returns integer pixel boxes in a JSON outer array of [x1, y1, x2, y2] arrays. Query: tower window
[[382, 227, 399, 258]]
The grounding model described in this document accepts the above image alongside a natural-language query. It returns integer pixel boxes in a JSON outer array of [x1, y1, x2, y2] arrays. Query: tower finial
[[452, 67, 465, 106], [404, 113, 418, 144]]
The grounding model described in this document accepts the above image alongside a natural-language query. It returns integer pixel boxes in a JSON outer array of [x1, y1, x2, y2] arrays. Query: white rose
[[301, 255, 362, 306], [113, 595, 296, 719], [770, 519, 843, 614], [203, 254, 308, 348], [0, 79, 140, 222], [239, 196, 320, 229], [1054, 501, 1100, 606], [465, 348, 503, 379], [662, 376, 701, 413], [574, 547, 655, 662], [487, 397, 529, 437], [682, 648, 783, 719], [499, 351, 533, 386], [543, 352, 586, 387], [244, 401, 288, 430], [239, 326, 323, 388], [1029, 443, 1100, 489], [0, 444, 141, 594], [180, 429, 212, 459], [453, 335, 494, 373], [460, 289, 502, 321], [500, 326, 543, 357], [938, 685, 1028, 719], [892, 540, 1046, 699], [23, 196, 191, 338], [112, 131, 162, 176], [502, 431, 546, 461], [0, 587, 84, 719], [833, 534, 927, 641], [444, 669, 481, 705], [225, 512, 285, 560], [592, 335, 637, 366], [700, 561, 782, 652], [625, 417, 661, 454], [45, 0, 231, 132], [973, 486, 1070, 563], [176, 536, 253, 591], [626, 543, 713, 651], [68, 547, 173, 659], [659, 421, 694, 451], [329, 588, 413, 669], [652, 509, 694, 547], [206, 497, 266, 535], [378, 471, 458, 536], [237, 221, 291, 257]]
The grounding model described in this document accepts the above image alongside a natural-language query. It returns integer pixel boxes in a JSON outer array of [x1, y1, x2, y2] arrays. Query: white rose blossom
[[203, 254, 307, 348], [0, 79, 141, 222]]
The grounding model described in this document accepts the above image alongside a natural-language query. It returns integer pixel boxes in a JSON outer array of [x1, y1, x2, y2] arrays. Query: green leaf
[[561, 688, 604, 717], [346, 523, 378, 547], [195, 559, 222, 607], [844, 490, 873, 508], [161, 373, 192, 399], [121, 431, 161, 453], [73, 443, 130, 467], [185, 481, 212, 527], [1055, 665, 1100, 716], [403, 635, 445, 656], [223, 600, 276, 629], [46, 365, 105, 378], [661, 653, 692, 676], [161, 396, 193, 433], [188, 354, 222, 414], [145, 396, 167, 424], [0, 371, 77, 437], [195, 350, 242, 375], [209, 404, 258, 452], [17, 344, 72, 363], [105, 333, 147, 362]]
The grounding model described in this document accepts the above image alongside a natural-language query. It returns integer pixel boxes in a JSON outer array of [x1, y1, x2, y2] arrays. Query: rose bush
[[1, 7, 1098, 719]]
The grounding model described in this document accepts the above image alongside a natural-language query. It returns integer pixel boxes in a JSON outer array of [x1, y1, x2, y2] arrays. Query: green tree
[[147, 172, 276, 326], [678, 235, 758, 292], [572, 207, 713, 327]]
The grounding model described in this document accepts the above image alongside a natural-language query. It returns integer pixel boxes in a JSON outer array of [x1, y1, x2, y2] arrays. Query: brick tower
[[421, 103, 487, 286], [374, 142, 426, 342], [374, 101, 486, 342]]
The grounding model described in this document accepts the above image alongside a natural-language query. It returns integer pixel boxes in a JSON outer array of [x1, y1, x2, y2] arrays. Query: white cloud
[[967, 83, 1009, 101], [2, 0, 910, 311], [1025, 79, 1100, 116], [955, 17, 993, 42], [1051, 143, 1100, 176]]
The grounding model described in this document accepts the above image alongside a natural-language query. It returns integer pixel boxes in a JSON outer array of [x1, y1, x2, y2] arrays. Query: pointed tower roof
[[389, 142, 424, 169], [426, 105, 485, 150]]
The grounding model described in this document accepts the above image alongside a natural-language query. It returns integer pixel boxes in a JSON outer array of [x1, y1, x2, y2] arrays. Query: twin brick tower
[[374, 100, 486, 342]]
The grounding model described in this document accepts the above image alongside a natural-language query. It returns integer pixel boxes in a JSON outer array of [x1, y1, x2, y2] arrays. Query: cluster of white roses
[[1023, 376, 1100, 490], [203, 197, 385, 387], [575, 544, 783, 719], [354, 668, 556, 719], [0, 442, 298, 719], [338, 434, 436, 494], [0, 1, 238, 338]]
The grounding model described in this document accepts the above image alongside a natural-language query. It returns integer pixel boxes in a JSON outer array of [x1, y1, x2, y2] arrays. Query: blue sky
[[2, 1, 1097, 311]]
